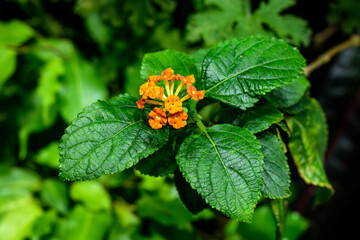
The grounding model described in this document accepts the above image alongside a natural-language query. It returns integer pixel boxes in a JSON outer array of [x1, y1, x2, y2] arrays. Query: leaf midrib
[[202, 129, 237, 196]]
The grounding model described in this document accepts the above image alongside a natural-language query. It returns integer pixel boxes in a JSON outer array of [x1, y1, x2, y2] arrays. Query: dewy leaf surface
[[200, 35, 305, 110], [286, 99, 333, 193], [59, 94, 169, 181], [257, 132, 291, 199], [176, 124, 264, 222]]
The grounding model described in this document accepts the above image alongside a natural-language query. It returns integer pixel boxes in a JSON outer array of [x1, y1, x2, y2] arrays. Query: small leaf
[[233, 100, 284, 133], [0, 46, 16, 89], [0, 20, 34, 46], [59, 94, 169, 181], [176, 124, 264, 222], [140, 49, 198, 80], [201, 36, 306, 110], [58, 205, 111, 240], [34, 142, 60, 169], [266, 77, 310, 108], [40, 179, 69, 213], [35, 58, 64, 125], [286, 99, 334, 194], [257, 133, 291, 199], [135, 142, 178, 177], [70, 181, 111, 211]]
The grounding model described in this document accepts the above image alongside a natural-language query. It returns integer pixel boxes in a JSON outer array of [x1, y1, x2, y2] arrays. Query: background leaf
[[59, 56, 108, 123], [0, 20, 33, 46], [0, 46, 16, 90], [70, 181, 111, 211]]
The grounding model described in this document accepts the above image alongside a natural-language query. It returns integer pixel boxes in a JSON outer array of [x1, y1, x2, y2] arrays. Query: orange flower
[[186, 86, 205, 101], [139, 82, 164, 99], [137, 68, 205, 129], [136, 98, 146, 109], [162, 68, 174, 80], [168, 111, 188, 129], [174, 73, 185, 81], [148, 107, 167, 129], [148, 75, 162, 82], [164, 95, 183, 114], [182, 74, 195, 85]]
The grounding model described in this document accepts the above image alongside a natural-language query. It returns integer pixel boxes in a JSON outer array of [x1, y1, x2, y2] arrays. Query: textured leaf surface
[[140, 49, 198, 80], [233, 100, 284, 133], [176, 124, 264, 222], [286, 99, 333, 192], [59, 94, 169, 181], [257, 133, 290, 199], [200, 36, 305, 110]]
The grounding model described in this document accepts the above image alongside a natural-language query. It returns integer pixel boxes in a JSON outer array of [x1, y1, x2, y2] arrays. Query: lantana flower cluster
[[136, 68, 205, 129]]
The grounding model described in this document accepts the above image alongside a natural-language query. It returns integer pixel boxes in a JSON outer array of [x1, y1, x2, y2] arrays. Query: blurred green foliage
[[0, 0, 358, 239]]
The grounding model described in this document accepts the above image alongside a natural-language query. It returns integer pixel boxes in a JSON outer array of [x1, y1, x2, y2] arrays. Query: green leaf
[[135, 142, 178, 177], [254, 0, 311, 46], [57, 205, 112, 240], [124, 62, 143, 98], [59, 94, 169, 181], [0, 46, 16, 89], [186, 0, 310, 47], [174, 170, 208, 214], [233, 100, 284, 133], [286, 99, 334, 194], [40, 179, 69, 213], [34, 141, 60, 169], [266, 76, 310, 108], [0, 196, 43, 240], [257, 133, 291, 199], [228, 205, 309, 240], [282, 90, 312, 114], [35, 58, 64, 125], [0, 20, 34, 46], [140, 49, 198, 80], [136, 193, 193, 228], [176, 124, 264, 222], [0, 166, 40, 192], [201, 36, 306, 110], [59, 56, 108, 123], [70, 181, 111, 211]]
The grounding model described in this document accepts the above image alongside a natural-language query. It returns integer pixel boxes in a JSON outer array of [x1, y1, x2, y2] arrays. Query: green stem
[[270, 199, 288, 240], [195, 112, 207, 133]]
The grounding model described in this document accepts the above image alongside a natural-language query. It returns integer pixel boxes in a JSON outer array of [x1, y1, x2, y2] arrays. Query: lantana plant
[[59, 35, 333, 236], [136, 68, 204, 129]]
